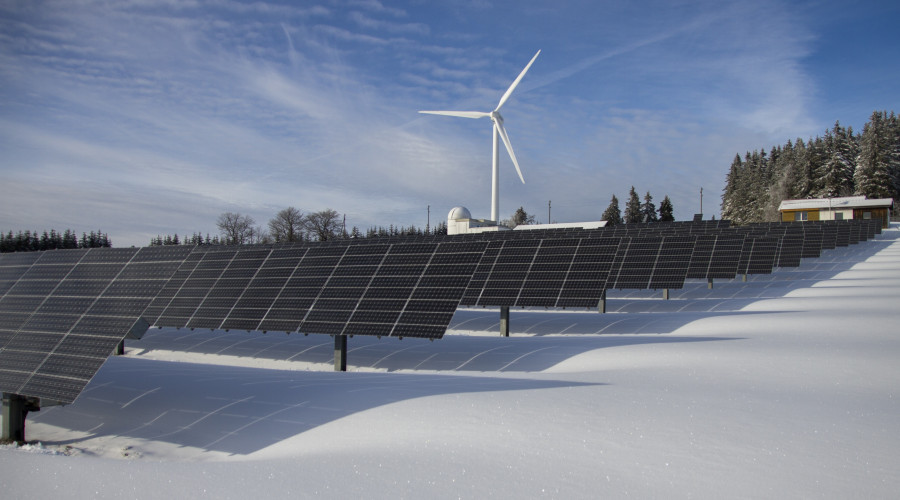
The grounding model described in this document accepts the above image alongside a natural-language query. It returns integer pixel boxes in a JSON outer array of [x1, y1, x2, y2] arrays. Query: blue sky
[[1, 0, 897, 246]]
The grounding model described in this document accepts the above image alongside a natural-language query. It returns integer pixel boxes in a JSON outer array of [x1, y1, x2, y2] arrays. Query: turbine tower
[[420, 50, 540, 223]]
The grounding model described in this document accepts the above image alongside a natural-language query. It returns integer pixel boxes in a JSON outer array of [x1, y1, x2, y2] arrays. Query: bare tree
[[304, 208, 342, 241], [248, 225, 271, 244], [216, 211, 255, 244], [268, 207, 305, 242]]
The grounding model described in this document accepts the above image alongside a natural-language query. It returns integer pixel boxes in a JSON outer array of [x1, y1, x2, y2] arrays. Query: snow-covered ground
[[3, 226, 899, 498]]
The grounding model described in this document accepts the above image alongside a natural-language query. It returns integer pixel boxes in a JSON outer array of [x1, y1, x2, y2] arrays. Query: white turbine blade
[[495, 121, 525, 184], [419, 110, 490, 119], [495, 49, 541, 111]]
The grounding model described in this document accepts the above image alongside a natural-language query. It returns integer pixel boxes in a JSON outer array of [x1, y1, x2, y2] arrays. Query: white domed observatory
[[446, 206, 502, 235], [448, 206, 472, 220]]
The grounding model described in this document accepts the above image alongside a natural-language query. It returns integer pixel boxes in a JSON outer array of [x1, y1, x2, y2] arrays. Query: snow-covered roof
[[513, 221, 607, 230], [778, 196, 894, 211]]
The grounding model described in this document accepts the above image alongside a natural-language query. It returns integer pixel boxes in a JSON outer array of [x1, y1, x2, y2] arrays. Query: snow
[[3, 226, 900, 498]]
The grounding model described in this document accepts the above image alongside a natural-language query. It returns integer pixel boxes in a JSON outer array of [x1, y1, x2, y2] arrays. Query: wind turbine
[[420, 50, 540, 224]]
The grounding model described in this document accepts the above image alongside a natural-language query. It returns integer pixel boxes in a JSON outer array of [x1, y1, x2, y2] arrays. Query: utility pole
[[548, 200, 551, 224], [700, 187, 703, 217], [427, 205, 430, 234]]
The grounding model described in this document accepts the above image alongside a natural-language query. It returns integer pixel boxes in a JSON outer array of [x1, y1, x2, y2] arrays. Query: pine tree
[[624, 186, 642, 224], [883, 111, 900, 206], [640, 192, 658, 222], [746, 150, 770, 223], [820, 122, 857, 197], [721, 154, 744, 222], [855, 111, 893, 199], [601, 194, 622, 226], [658, 196, 674, 222]]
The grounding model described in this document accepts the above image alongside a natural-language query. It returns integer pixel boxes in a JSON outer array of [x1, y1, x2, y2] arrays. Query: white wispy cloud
[[0, 0, 882, 245]]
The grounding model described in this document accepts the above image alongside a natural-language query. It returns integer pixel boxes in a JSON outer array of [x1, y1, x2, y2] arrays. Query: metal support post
[[334, 335, 347, 372], [2, 393, 39, 443], [742, 274, 748, 282], [663, 289, 670, 300], [500, 306, 510, 337], [707, 278, 714, 289], [598, 289, 607, 314], [115, 339, 125, 356]]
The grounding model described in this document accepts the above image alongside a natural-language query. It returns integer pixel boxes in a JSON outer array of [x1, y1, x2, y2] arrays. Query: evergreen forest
[[0, 230, 111, 253], [721, 110, 899, 225]]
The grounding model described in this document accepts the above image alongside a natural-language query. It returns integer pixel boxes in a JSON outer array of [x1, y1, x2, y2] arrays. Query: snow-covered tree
[[855, 111, 893, 199], [819, 121, 857, 198]]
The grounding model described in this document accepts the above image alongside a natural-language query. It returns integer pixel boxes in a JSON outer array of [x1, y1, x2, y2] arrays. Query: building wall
[[779, 206, 891, 228], [853, 208, 891, 228], [817, 209, 853, 221], [781, 210, 819, 222]]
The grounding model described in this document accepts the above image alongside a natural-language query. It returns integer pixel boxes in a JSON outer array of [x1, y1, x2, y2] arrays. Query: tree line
[[600, 187, 675, 226], [151, 207, 449, 246], [0, 229, 111, 253], [721, 110, 900, 225]]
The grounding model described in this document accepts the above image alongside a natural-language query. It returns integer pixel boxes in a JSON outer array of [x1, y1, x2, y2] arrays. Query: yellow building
[[778, 196, 894, 228]]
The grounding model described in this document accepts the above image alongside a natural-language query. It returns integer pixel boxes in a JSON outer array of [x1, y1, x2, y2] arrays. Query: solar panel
[[555, 237, 618, 308], [474, 239, 540, 307], [0, 246, 181, 403], [738, 236, 778, 275], [847, 221, 861, 244], [819, 223, 838, 250], [345, 241, 484, 339], [686, 235, 716, 280], [834, 223, 851, 247], [800, 227, 824, 258], [648, 236, 695, 289], [706, 235, 745, 279], [610, 237, 660, 289], [776, 232, 803, 268]]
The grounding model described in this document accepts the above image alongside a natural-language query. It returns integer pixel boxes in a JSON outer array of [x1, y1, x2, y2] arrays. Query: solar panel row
[[0, 218, 881, 404]]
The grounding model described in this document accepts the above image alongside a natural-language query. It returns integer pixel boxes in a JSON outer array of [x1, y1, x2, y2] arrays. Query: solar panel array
[[135, 241, 488, 339], [0, 246, 192, 403], [0, 218, 883, 404]]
